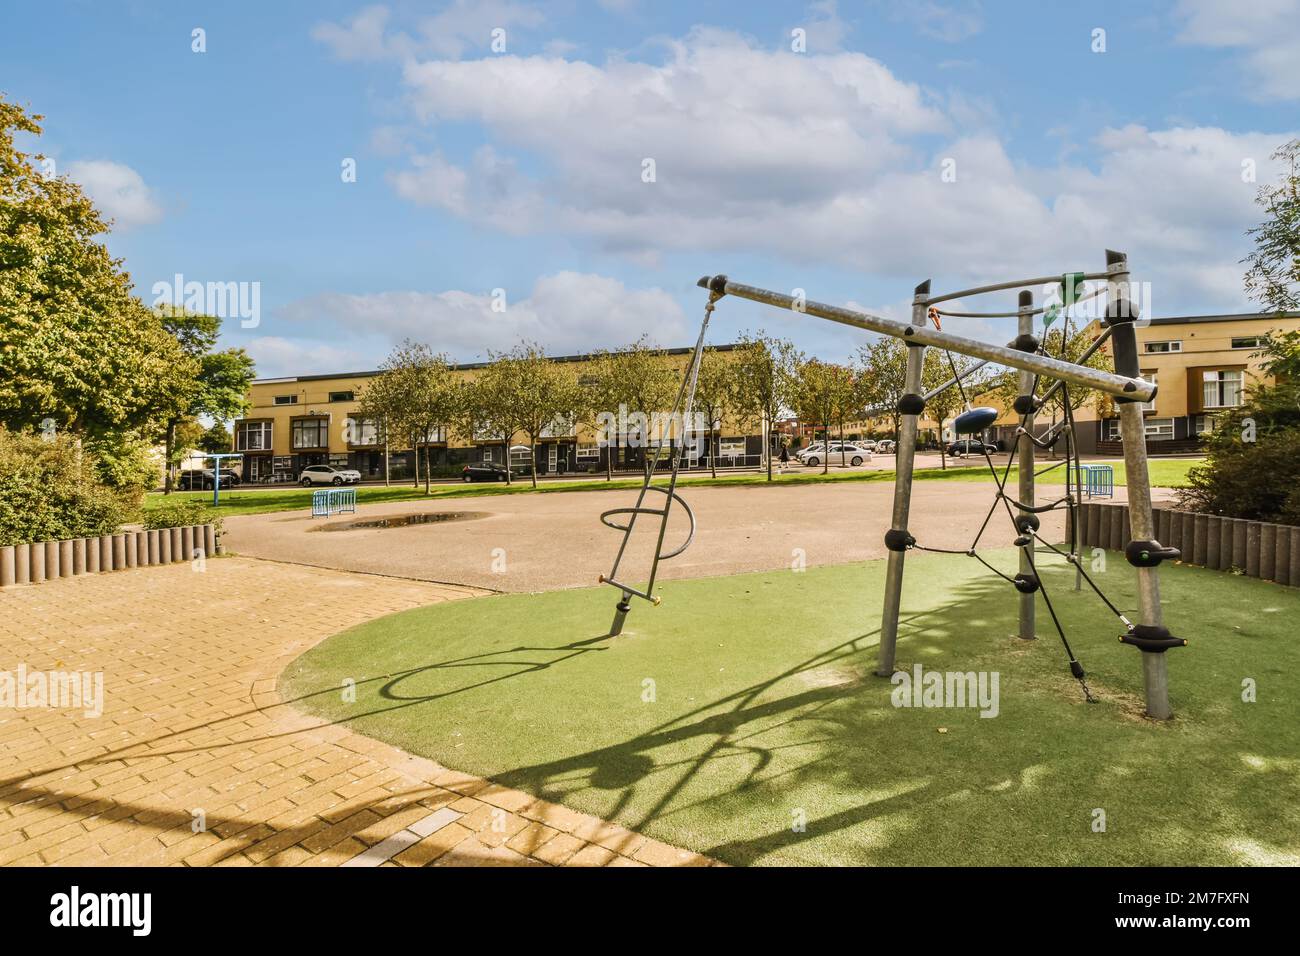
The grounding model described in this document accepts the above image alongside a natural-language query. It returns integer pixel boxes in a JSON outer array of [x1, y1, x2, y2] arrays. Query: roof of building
[[251, 343, 742, 385], [1142, 311, 1300, 327]]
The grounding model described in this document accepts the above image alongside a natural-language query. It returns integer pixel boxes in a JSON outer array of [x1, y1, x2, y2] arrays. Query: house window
[[346, 417, 379, 446], [1141, 370, 1157, 412], [1202, 370, 1243, 409], [329, 453, 350, 467], [509, 445, 532, 467], [720, 439, 746, 458], [1104, 419, 1122, 441], [235, 421, 272, 451], [292, 419, 329, 449], [576, 443, 599, 459], [1144, 418, 1174, 440], [1192, 415, 1216, 436], [273, 395, 298, 406], [1143, 341, 1181, 354], [416, 425, 446, 443], [1230, 336, 1263, 350], [328, 390, 355, 402]]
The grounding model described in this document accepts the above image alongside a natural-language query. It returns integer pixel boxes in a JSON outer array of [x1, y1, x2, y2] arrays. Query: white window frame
[[1143, 417, 1174, 441], [719, 439, 746, 458], [1202, 369, 1243, 409], [236, 421, 272, 452], [576, 443, 599, 460], [1143, 340, 1181, 354], [1230, 336, 1263, 350], [1140, 370, 1157, 412]]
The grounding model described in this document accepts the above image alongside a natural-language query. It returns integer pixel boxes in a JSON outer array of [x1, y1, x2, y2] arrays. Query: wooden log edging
[[0, 524, 218, 588], [1074, 502, 1299, 588]]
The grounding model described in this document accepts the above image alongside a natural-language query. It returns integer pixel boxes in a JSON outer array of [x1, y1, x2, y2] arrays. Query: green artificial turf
[[146, 457, 1197, 518], [280, 550, 1298, 866]]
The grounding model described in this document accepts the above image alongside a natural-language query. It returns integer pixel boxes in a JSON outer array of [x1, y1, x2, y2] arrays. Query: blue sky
[[3, 0, 1297, 376]]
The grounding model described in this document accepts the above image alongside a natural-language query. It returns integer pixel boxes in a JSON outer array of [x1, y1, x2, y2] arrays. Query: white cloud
[[311, 5, 412, 61], [311, 1, 545, 62], [1176, 0, 1300, 100], [65, 160, 163, 229], [878, 1, 985, 43], [276, 272, 690, 362], [243, 336, 363, 378], [380, 26, 1294, 314]]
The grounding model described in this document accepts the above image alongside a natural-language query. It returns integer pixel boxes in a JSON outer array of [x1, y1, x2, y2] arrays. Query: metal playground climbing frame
[[599, 250, 1185, 720]]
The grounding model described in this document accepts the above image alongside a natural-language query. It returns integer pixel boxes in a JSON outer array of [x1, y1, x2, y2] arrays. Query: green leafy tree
[[0, 97, 194, 463], [1243, 139, 1300, 312], [794, 358, 855, 474], [491, 342, 582, 489], [731, 332, 800, 481], [692, 352, 734, 478], [589, 338, 678, 478], [0, 426, 130, 545], [363, 341, 459, 493], [156, 308, 255, 493], [854, 337, 910, 439]]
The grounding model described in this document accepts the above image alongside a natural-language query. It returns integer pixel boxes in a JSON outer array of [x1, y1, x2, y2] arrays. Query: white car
[[299, 464, 362, 486], [801, 443, 872, 467]]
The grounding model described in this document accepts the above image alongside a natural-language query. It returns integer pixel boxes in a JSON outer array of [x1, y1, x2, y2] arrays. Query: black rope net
[[905, 305, 1138, 703]]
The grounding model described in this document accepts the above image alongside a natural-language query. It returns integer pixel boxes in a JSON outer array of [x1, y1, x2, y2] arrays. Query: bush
[[1178, 380, 1300, 525], [143, 499, 222, 534], [0, 427, 132, 546]]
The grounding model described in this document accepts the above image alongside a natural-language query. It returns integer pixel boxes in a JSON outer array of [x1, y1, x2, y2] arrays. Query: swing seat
[[954, 406, 999, 434]]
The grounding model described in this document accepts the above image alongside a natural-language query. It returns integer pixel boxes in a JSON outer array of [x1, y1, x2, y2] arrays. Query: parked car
[[462, 461, 510, 482], [802, 443, 870, 467], [876, 440, 896, 454], [178, 468, 241, 490], [946, 439, 998, 458], [299, 464, 362, 486]]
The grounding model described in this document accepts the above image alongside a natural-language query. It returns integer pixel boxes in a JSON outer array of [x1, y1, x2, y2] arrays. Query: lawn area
[[280, 549, 1298, 866], [147, 457, 1199, 518]]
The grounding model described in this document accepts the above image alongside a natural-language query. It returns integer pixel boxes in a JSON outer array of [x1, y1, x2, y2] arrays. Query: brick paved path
[[0, 558, 712, 867]]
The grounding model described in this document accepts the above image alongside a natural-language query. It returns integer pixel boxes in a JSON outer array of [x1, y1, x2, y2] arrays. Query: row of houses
[[230, 310, 1299, 480]]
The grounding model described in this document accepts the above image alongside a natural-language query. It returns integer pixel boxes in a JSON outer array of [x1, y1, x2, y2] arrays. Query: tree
[[588, 338, 678, 479], [365, 341, 459, 494], [692, 352, 734, 478], [794, 358, 853, 474], [0, 97, 195, 473], [487, 343, 582, 489], [854, 337, 910, 440], [472, 356, 530, 486], [923, 349, 985, 470], [198, 421, 233, 456], [356, 364, 410, 487], [731, 332, 800, 481], [1243, 139, 1300, 312], [1179, 333, 1300, 524], [156, 308, 255, 493]]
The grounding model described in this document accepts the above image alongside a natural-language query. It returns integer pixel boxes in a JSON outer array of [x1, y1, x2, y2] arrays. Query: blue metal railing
[[1077, 463, 1114, 499], [311, 488, 357, 517]]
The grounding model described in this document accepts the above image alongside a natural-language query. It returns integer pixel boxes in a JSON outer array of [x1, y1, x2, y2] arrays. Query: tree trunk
[[384, 437, 390, 487], [823, 419, 830, 475], [710, 424, 718, 479], [530, 441, 538, 489], [424, 444, 431, 495], [766, 413, 773, 481], [504, 436, 512, 484], [163, 420, 176, 494]]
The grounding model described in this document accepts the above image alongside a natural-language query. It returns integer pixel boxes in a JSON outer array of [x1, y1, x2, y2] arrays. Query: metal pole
[[1016, 290, 1036, 641], [1106, 251, 1172, 719], [876, 280, 930, 677], [696, 277, 1154, 402]]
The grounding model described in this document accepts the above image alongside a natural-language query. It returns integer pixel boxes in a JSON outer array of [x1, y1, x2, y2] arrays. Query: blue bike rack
[[1078, 463, 1114, 498], [311, 488, 357, 517]]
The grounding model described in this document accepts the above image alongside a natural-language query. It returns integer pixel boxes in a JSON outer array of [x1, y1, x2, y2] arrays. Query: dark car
[[178, 468, 241, 490], [461, 462, 510, 482], [946, 439, 998, 458]]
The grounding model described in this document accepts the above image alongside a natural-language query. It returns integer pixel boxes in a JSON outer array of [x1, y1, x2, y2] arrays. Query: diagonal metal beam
[[696, 276, 1155, 402]]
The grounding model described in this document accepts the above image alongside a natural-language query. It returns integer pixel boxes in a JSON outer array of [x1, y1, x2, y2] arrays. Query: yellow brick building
[[232, 345, 764, 482]]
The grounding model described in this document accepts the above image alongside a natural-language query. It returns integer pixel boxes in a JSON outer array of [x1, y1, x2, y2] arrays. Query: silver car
[[299, 464, 362, 486], [802, 443, 871, 467]]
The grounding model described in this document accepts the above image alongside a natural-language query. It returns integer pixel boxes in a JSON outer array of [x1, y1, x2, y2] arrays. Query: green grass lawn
[[280, 549, 1297, 866], [148, 457, 1198, 518]]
